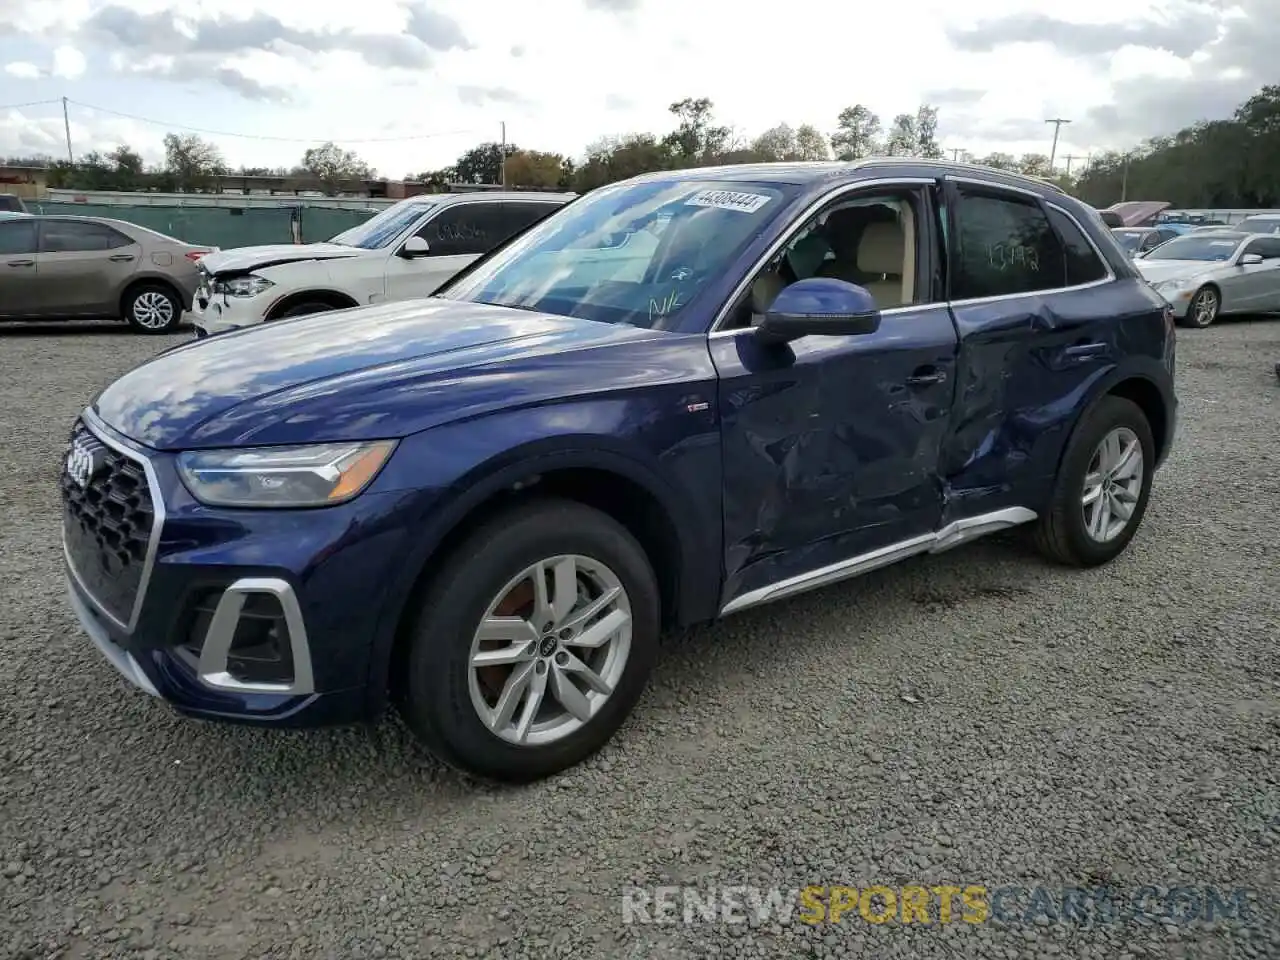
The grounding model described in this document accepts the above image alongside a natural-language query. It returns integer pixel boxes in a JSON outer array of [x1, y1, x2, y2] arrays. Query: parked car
[[190, 191, 574, 337], [1233, 213, 1280, 236], [0, 215, 213, 332], [1111, 226, 1180, 257], [1133, 230, 1280, 326], [62, 160, 1177, 782], [0, 192, 28, 213]]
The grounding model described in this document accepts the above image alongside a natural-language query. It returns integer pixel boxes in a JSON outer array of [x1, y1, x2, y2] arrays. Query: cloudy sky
[[0, 0, 1270, 177]]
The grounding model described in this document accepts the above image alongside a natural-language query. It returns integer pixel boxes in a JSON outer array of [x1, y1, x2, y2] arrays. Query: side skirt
[[718, 507, 1037, 616]]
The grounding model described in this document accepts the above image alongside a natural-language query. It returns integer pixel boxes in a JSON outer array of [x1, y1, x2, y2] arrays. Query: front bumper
[[62, 412, 414, 726], [189, 290, 269, 335]]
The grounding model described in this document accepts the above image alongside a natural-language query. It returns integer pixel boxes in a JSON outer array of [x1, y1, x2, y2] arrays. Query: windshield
[[328, 201, 435, 249], [436, 179, 793, 329], [1235, 217, 1280, 235], [1112, 230, 1147, 251], [1143, 235, 1244, 262]]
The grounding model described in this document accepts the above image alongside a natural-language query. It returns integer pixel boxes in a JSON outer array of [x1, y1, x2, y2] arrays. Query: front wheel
[[1179, 285, 1219, 328], [1032, 395, 1155, 567], [399, 499, 660, 782], [123, 284, 183, 333], [273, 301, 338, 320]]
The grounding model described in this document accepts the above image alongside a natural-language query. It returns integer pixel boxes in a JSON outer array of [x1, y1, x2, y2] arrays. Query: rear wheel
[[123, 283, 182, 333], [399, 499, 660, 782], [1032, 395, 1155, 567]]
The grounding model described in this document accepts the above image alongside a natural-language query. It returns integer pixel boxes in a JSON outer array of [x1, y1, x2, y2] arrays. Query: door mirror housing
[[754, 277, 882, 345], [1240, 253, 1263, 266], [400, 236, 430, 258]]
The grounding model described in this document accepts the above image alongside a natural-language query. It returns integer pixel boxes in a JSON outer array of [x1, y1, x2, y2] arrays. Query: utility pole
[[1045, 117, 1071, 170], [62, 96, 74, 163], [499, 121, 507, 188], [1062, 153, 1080, 176], [948, 148, 963, 161], [1120, 152, 1131, 202]]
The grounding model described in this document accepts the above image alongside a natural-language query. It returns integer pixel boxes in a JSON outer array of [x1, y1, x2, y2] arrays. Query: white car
[[1133, 230, 1280, 327], [190, 191, 573, 336]]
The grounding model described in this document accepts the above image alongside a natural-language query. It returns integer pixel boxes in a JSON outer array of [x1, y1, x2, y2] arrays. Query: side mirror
[[754, 277, 881, 345], [400, 236, 430, 258], [1240, 253, 1263, 266]]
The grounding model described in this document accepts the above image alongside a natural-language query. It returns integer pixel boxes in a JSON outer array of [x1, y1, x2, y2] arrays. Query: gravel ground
[[1, 318, 1278, 960]]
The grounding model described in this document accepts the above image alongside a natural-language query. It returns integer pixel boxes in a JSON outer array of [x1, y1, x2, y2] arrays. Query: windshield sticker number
[[684, 190, 772, 214]]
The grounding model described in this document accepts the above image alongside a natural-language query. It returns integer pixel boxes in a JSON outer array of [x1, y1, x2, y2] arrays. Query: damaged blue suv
[[62, 160, 1177, 782]]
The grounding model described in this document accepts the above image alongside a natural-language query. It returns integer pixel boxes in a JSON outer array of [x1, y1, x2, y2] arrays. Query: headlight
[[215, 274, 274, 298], [1153, 277, 1196, 293], [177, 440, 397, 508]]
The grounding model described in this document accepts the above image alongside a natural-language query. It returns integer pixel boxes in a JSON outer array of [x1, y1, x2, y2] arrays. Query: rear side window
[[950, 190, 1067, 299], [1045, 207, 1109, 286], [41, 220, 133, 253], [0, 219, 36, 254]]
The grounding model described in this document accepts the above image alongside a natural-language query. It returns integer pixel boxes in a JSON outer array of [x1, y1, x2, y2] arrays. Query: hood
[[198, 242, 365, 276], [92, 298, 677, 450], [1133, 259, 1214, 284], [1104, 201, 1171, 227]]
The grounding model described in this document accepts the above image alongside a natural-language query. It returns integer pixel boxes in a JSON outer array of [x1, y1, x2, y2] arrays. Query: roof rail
[[861, 156, 1069, 195]]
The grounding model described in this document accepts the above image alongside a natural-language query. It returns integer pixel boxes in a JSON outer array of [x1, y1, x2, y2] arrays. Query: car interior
[[727, 195, 918, 330]]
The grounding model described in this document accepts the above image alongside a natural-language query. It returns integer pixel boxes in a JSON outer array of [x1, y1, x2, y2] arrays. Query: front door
[[35, 219, 141, 315], [0, 218, 40, 316], [710, 181, 958, 609], [384, 201, 505, 302], [1231, 236, 1280, 312]]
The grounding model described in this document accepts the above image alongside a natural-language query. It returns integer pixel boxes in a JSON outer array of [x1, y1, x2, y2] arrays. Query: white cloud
[[0, 0, 1270, 172], [51, 45, 87, 79], [4, 61, 42, 78]]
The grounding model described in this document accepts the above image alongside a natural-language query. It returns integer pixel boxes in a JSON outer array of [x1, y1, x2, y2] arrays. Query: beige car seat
[[857, 221, 907, 308]]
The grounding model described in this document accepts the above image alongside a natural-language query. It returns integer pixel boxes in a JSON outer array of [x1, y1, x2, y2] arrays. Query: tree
[[751, 123, 799, 161], [831, 104, 882, 160], [1017, 154, 1052, 177], [503, 149, 569, 189], [300, 141, 373, 195], [978, 152, 1018, 171], [453, 142, 515, 184], [915, 105, 943, 159], [884, 114, 918, 157], [162, 133, 225, 192], [662, 97, 730, 163], [794, 124, 830, 161]]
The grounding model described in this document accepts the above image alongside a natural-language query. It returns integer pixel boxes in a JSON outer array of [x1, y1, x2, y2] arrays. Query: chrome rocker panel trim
[[720, 507, 1038, 616]]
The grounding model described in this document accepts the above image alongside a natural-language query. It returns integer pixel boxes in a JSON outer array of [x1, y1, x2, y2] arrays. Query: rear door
[[36, 219, 141, 315], [939, 178, 1121, 519], [384, 201, 507, 301], [0, 217, 40, 316]]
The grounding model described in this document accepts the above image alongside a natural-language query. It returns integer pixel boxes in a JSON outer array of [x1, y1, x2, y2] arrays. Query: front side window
[[437, 179, 794, 329], [0, 219, 37, 255], [1243, 237, 1280, 261], [1144, 235, 1245, 262], [950, 190, 1067, 299], [415, 203, 510, 257], [40, 220, 132, 253], [328, 201, 435, 249]]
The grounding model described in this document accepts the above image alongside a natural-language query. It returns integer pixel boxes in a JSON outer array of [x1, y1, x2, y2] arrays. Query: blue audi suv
[[61, 160, 1177, 782]]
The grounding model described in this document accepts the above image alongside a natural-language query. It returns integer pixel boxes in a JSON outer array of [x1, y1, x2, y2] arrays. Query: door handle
[[1063, 341, 1107, 359], [108, 254, 136, 262], [6, 259, 34, 267], [906, 367, 947, 387]]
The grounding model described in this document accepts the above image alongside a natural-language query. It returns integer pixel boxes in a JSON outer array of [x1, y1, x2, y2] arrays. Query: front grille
[[60, 420, 156, 625]]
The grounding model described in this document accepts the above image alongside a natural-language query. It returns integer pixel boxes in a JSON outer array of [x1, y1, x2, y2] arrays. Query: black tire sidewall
[[1051, 396, 1156, 565], [124, 284, 182, 333], [401, 499, 660, 782], [276, 302, 335, 320]]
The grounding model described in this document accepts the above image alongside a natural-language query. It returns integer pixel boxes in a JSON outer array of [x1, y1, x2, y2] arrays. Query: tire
[[123, 283, 183, 334], [399, 498, 660, 783], [272, 301, 340, 320], [1032, 395, 1155, 567], [1177, 285, 1219, 328]]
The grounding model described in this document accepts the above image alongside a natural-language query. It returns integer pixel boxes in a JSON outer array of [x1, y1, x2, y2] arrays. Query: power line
[[0, 98, 63, 112], [59, 98, 486, 144]]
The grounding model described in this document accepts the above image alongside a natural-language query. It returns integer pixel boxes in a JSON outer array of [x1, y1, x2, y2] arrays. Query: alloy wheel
[[1081, 426, 1144, 543], [467, 554, 632, 746], [132, 291, 175, 329], [1190, 288, 1218, 327]]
